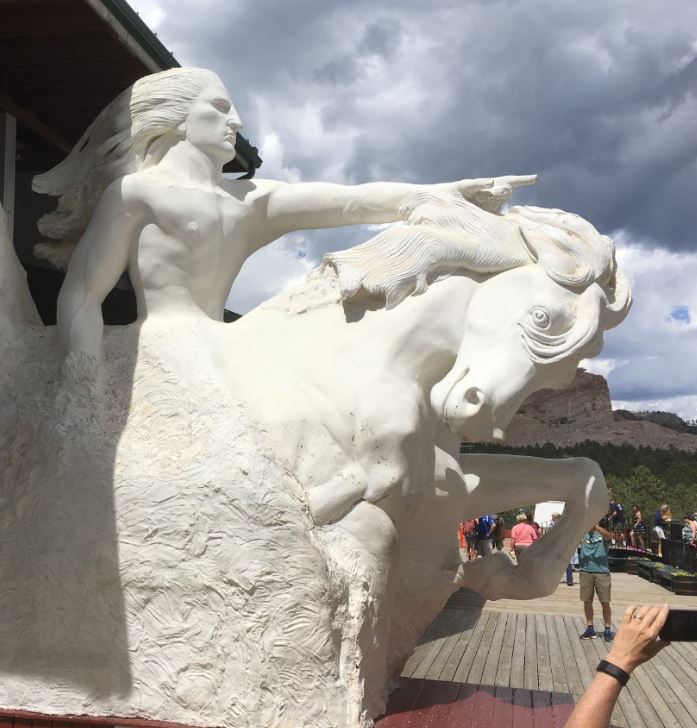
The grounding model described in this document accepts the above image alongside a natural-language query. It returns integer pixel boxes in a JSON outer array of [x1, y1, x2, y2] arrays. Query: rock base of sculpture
[[1, 317, 421, 728]]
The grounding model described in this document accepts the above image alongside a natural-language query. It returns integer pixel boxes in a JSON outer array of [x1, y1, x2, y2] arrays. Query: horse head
[[430, 205, 631, 441], [324, 192, 630, 443]]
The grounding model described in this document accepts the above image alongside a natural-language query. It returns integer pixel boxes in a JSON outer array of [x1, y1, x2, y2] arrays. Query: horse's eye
[[530, 307, 551, 329]]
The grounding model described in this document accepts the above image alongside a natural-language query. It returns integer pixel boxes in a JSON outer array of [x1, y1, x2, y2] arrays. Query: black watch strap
[[597, 659, 630, 686]]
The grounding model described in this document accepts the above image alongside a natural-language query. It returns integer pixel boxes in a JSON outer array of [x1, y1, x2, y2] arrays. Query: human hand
[[607, 604, 669, 673], [444, 174, 537, 213]]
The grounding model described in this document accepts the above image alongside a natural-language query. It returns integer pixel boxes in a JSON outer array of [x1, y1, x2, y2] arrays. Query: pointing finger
[[494, 174, 538, 188]]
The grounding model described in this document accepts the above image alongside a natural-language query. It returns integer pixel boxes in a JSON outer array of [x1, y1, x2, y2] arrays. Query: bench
[[636, 559, 659, 582], [668, 571, 697, 596], [655, 569, 672, 591], [625, 557, 641, 575]]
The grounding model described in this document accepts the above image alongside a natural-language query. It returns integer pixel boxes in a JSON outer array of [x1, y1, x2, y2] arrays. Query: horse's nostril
[[464, 387, 485, 407]]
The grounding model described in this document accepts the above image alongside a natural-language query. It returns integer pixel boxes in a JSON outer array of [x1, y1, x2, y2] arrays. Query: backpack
[[476, 516, 494, 538]]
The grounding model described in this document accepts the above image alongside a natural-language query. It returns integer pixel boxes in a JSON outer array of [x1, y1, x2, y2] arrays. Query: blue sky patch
[[670, 305, 691, 324]]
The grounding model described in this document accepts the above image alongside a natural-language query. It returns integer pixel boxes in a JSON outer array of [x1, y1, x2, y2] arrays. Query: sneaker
[[579, 626, 597, 640], [603, 628, 615, 642]]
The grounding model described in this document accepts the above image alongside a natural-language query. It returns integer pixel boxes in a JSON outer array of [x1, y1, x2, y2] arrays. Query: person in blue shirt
[[578, 520, 614, 642], [607, 496, 626, 547], [475, 515, 495, 557]]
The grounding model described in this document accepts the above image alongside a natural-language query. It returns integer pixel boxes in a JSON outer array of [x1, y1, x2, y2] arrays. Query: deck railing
[[610, 527, 696, 571]]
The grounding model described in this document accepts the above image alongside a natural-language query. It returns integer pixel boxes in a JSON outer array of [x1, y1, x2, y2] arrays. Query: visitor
[[551, 512, 575, 586], [607, 495, 626, 547], [511, 513, 538, 559], [475, 514, 495, 557], [652, 504, 671, 556], [526, 511, 541, 538], [629, 505, 646, 550], [680, 515, 697, 569], [461, 518, 478, 561], [566, 603, 669, 728], [579, 521, 614, 642], [490, 514, 505, 552], [682, 515, 697, 544]]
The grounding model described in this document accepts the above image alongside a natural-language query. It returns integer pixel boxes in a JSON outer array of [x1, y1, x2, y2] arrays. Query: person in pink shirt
[[511, 512, 539, 559]]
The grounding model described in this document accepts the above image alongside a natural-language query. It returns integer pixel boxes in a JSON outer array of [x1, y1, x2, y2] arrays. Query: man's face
[[182, 78, 242, 164]]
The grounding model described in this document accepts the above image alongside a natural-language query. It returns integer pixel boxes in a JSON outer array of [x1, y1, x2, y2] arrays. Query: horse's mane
[[262, 190, 620, 315]]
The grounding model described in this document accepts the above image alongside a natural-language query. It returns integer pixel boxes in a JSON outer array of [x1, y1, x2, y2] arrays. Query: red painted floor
[[376, 677, 575, 728], [0, 680, 576, 728]]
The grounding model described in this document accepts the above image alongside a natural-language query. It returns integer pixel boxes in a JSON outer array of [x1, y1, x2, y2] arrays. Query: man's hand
[[566, 603, 669, 728], [607, 604, 670, 673], [590, 522, 612, 540], [448, 174, 538, 213]]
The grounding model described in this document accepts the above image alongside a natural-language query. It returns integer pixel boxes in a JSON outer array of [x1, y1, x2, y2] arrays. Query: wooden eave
[[0, 0, 261, 173]]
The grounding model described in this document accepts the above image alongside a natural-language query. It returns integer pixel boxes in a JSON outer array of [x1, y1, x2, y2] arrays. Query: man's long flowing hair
[[32, 67, 222, 259]]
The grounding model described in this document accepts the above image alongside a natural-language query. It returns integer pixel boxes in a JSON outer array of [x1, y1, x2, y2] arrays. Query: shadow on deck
[[376, 677, 575, 728]]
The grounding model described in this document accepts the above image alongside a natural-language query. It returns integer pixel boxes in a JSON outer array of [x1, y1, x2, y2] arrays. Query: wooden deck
[[378, 573, 697, 727], [446, 570, 697, 615]]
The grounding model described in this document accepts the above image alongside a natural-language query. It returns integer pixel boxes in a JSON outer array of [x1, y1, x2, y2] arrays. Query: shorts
[[612, 522, 625, 533], [465, 534, 477, 543], [580, 571, 611, 603], [477, 539, 493, 556], [653, 526, 666, 540]]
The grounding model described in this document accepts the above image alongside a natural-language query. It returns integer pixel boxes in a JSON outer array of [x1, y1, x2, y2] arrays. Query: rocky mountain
[[614, 409, 697, 435], [505, 369, 697, 452]]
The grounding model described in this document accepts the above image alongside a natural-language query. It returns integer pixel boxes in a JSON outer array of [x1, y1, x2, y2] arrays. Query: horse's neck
[[253, 268, 480, 389], [358, 274, 480, 388]]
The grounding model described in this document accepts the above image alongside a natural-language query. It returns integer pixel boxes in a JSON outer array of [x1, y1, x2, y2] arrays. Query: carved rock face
[[181, 77, 241, 164]]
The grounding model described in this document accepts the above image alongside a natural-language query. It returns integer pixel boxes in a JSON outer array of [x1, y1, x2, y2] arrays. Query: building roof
[[0, 0, 262, 174]]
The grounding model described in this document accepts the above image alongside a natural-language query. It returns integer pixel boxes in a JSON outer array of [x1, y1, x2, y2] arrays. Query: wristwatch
[[597, 659, 630, 686]]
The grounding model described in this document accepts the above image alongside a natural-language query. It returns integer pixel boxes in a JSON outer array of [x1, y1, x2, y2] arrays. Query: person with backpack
[[475, 514, 495, 557], [607, 496, 626, 547], [460, 518, 478, 561]]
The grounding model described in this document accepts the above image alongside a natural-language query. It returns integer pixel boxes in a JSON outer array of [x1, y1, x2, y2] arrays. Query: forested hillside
[[466, 441, 697, 518]]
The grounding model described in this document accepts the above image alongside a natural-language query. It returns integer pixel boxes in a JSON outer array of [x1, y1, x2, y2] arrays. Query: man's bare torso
[[128, 173, 271, 319]]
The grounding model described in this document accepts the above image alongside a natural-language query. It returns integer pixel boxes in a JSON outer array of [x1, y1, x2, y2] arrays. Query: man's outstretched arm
[[254, 175, 536, 247]]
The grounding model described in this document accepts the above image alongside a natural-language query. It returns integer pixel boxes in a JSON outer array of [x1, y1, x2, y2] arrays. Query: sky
[[129, 0, 697, 420]]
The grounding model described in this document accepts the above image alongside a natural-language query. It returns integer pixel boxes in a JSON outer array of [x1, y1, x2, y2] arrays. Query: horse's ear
[[601, 271, 632, 331]]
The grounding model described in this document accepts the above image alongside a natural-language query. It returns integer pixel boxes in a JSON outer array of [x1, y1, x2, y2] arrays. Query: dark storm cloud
[[144, 0, 697, 253], [131, 0, 697, 415], [313, 19, 404, 86]]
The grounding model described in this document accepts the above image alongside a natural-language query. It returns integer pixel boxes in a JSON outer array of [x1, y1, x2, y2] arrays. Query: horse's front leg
[[461, 453, 607, 519], [457, 454, 607, 601]]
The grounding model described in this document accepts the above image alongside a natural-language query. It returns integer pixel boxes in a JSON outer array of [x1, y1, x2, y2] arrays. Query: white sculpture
[[0, 68, 631, 728], [31, 67, 530, 375]]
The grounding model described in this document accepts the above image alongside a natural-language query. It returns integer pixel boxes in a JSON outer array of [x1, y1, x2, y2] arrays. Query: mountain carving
[[506, 369, 697, 452]]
